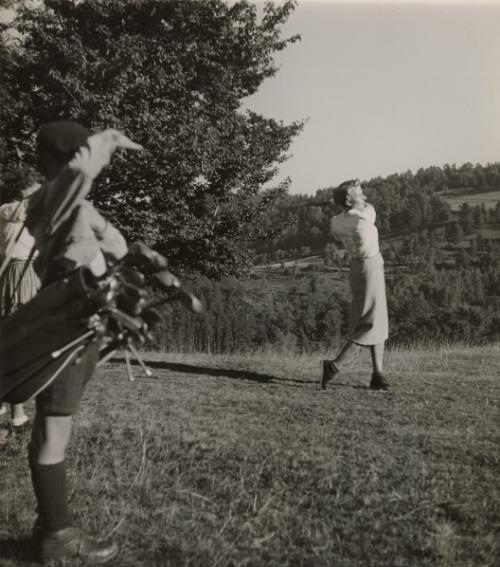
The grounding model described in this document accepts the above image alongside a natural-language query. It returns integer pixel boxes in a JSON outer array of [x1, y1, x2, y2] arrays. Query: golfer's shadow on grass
[[0, 536, 35, 564], [111, 358, 312, 386], [110, 358, 368, 389]]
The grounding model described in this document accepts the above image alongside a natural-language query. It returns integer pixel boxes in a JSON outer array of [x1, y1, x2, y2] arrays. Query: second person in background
[[0, 168, 42, 432]]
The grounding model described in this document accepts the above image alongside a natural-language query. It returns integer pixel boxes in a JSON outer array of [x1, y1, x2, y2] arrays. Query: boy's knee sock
[[29, 454, 73, 533]]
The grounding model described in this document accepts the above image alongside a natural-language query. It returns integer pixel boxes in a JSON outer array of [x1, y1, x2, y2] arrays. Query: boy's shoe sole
[[37, 527, 118, 564]]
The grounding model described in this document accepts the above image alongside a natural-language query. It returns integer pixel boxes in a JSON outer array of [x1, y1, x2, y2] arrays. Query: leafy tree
[[1, 0, 303, 277], [0, 1, 34, 200], [446, 221, 464, 245]]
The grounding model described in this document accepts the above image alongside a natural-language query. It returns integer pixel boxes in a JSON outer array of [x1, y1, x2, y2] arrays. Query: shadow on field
[[110, 358, 313, 386], [0, 536, 35, 564]]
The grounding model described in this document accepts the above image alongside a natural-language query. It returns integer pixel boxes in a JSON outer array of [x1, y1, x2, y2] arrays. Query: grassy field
[[1, 345, 499, 566]]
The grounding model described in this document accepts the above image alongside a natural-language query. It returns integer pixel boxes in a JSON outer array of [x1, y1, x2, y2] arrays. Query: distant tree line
[[151, 162, 500, 352], [253, 162, 500, 262], [152, 238, 500, 352]]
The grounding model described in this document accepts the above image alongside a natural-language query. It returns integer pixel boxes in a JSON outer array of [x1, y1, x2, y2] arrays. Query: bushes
[[151, 275, 349, 353], [152, 245, 500, 353]]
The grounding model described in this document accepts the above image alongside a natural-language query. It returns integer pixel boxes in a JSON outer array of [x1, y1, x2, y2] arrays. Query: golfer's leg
[[369, 342, 384, 375], [333, 340, 354, 367], [368, 342, 390, 390]]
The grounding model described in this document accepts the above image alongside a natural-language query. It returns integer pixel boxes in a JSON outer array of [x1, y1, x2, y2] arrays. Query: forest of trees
[[152, 240, 500, 353], [253, 162, 500, 262], [150, 162, 500, 353]]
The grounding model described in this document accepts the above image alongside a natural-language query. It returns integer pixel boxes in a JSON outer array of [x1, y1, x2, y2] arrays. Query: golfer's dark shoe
[[36, 527, 118, 564], [320, 360, 339, 389], [369, 373, 390, 391]]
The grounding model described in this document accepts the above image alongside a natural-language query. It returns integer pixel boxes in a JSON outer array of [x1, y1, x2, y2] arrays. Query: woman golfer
[[320, 179, 390, 391]]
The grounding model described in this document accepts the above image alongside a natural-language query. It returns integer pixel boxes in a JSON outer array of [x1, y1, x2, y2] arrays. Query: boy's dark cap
[[37, 121, 91, 179]]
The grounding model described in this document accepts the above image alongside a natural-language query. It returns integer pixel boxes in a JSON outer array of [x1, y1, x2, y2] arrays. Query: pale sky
[[3, 2, 500, 196], [246, 0, 500, 194]]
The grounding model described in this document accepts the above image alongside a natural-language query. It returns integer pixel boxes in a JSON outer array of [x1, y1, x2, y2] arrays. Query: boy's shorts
[[35, 340, 101, 416]]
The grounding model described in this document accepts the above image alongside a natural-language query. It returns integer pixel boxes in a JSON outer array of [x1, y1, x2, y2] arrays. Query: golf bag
[[0, 242, 202, 404]]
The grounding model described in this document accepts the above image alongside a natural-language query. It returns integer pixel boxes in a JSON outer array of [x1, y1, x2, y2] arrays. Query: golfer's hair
[[333, 178, 359, 208]]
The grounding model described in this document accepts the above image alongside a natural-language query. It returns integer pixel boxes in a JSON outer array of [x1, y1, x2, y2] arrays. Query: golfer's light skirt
[[348, 253, 388, 346], [0, 259, 41, 317]]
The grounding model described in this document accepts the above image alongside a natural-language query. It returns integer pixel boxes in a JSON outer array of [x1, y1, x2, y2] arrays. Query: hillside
[[439, 187, 500, 211], [240, 184, 500, 353], [253, 183, 500, 271], [1, 346, 499, 566], [252, 163, 500, 269]]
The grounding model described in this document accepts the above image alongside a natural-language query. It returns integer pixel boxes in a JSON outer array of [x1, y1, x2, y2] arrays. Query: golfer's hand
[[91, 129, 143, 153], [70, 129, 143, 178]]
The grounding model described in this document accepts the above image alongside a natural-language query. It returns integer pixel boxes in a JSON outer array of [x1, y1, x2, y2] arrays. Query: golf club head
[[176, 290, 203, 313], [108, 308, 145, 343], [124, 242, 168, 271], [120, 282, 147, 301], [116, 285, 146, 316], [141, 307, 165, 332], [153, 270, 180, 290], [119, 265, 146, 287]]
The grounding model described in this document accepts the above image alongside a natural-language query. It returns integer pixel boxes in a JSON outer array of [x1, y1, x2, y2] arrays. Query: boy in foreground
[[24, 121, 141, 563]]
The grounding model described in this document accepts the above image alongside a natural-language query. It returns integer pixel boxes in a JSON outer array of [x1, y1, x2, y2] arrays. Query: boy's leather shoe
[[37, 526, 118, 564], [369, 373, 390, 391], [320, 360, 339, 389]]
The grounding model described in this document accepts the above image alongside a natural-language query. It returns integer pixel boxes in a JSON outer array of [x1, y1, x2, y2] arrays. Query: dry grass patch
[[1, 345, 499, 566]]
